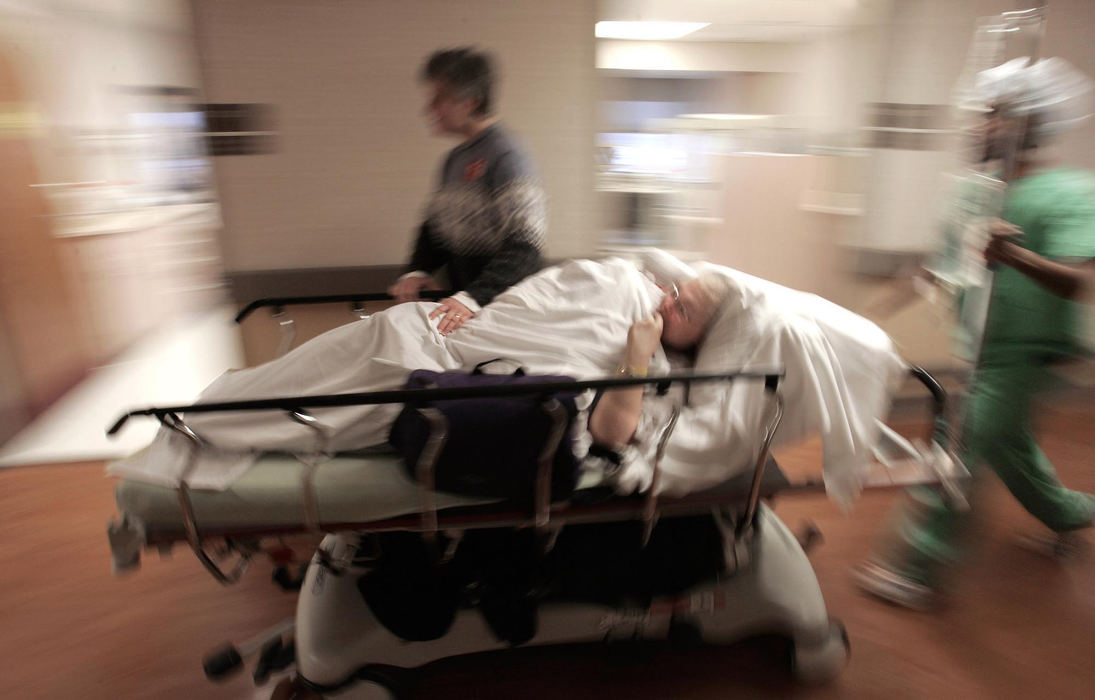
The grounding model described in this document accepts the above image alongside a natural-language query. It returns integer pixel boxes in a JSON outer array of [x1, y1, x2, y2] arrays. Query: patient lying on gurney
[[111, 254, 906, 507]]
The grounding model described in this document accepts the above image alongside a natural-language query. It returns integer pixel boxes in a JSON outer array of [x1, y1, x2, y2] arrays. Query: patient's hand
[[625, 313, 663, 369], [430, 297, 474, 336], [591, 312, 663, 449], [388, 275, 441, 304]]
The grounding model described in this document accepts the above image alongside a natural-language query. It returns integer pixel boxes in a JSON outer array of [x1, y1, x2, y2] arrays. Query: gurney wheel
[[790, 621, 849, 685], [270, 677, 323, 700], [270, 674, 401, 700]]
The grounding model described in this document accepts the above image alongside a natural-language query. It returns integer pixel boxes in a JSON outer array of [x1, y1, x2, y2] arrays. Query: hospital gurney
[[105, 360, 956, 699], [107, 279, 958, 698]]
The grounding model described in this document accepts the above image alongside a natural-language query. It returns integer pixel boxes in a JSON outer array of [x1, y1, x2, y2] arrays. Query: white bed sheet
[[110, 255, 904, 508], [109, 259, 664, 490]]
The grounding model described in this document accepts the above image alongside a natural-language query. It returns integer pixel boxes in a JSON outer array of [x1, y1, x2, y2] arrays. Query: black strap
[[587, 442, 623, 467]]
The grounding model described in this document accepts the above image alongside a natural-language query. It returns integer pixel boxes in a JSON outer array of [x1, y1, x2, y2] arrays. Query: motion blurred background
[[2, 3, 1095, 699], [3, 1, 1094, 452]]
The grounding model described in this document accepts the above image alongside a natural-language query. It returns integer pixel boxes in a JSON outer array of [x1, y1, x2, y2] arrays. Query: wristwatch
[[615, 364, 648, 378]]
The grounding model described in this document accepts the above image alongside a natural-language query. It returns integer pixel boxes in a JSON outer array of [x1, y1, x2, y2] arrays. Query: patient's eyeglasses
[[670, 283, 691, 322]]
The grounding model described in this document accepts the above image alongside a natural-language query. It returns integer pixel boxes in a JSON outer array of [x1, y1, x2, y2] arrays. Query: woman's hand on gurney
[[430, 297, 475, 336], [389, 274, 442, 303]]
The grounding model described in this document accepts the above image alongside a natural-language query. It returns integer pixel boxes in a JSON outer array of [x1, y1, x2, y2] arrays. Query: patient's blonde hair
[[690, 273, 734, 330]]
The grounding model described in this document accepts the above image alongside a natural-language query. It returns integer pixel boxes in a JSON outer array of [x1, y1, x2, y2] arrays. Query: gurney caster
[[270, 674, 400, 700], [270, 676, 323, 700]]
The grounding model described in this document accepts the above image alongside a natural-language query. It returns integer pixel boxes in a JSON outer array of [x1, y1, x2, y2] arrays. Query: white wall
[[856, 0, 1095, 253], [1034, 0, 1095, 170], [792, 23, 885, 139], [192, 0, 598, 271]]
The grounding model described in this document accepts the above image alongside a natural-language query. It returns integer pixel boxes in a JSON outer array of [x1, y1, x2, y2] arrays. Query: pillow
[[637, 247, 699, 288]]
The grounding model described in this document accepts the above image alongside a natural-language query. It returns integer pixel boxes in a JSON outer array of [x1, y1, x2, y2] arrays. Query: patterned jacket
[[404, 123, 547, 310]]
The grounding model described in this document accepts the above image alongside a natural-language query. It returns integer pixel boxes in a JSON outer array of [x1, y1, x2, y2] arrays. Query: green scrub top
[[982, 168, 1095, 361]]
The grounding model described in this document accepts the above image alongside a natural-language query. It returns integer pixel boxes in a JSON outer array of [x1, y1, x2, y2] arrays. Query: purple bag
[[388, 363, 580, 503]]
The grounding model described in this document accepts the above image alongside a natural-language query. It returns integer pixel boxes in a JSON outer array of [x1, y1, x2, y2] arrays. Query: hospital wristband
[[615, 364, 648, 378]]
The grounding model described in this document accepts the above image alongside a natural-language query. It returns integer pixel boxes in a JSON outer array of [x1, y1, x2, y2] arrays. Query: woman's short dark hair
[[421, 47, 496, 116]]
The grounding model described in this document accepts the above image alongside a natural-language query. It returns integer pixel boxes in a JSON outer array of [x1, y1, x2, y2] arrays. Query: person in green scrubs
[[856, 57, 1095, 610]]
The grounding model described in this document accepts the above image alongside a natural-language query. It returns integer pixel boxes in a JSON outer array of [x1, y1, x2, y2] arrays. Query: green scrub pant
[[872, 355, 1095, 589]]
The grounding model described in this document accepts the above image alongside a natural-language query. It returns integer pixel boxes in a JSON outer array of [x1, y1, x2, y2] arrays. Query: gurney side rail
[[739, 384, 785, 537], [234, 290, 453, 358], [159, 412, 254, 584], [233, 290, 450, 323], [106, 370, 784, 436], [908, 365, 949, 448]]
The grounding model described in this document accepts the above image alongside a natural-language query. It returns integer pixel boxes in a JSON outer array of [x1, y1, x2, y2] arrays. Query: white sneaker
[[852, 561, 937, 612]]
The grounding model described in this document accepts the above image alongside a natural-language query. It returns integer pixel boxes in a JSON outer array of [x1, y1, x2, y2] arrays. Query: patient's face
[[658, 279, 715, 351]]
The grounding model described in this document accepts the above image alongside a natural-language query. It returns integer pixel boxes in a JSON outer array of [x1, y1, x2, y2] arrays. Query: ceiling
[[598, 0, 892, 42]]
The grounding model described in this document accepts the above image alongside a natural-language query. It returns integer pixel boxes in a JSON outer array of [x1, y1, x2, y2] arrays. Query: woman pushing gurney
[[107, 253, 933, 696]]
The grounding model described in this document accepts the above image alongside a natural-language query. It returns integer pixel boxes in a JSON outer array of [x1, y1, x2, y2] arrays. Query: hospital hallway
[[0, 396, 1092, 699]]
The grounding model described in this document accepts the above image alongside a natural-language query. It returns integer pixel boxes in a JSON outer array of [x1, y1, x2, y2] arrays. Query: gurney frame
[[107, 363, 952, 697], [107, 370, 786, 585]]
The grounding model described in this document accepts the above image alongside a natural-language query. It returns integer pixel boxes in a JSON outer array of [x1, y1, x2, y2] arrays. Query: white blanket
[[110, 259, 663, 490]]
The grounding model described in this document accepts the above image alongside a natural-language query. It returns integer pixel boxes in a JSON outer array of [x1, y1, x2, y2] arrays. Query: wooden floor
[[2, 398, 1093, 699]]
